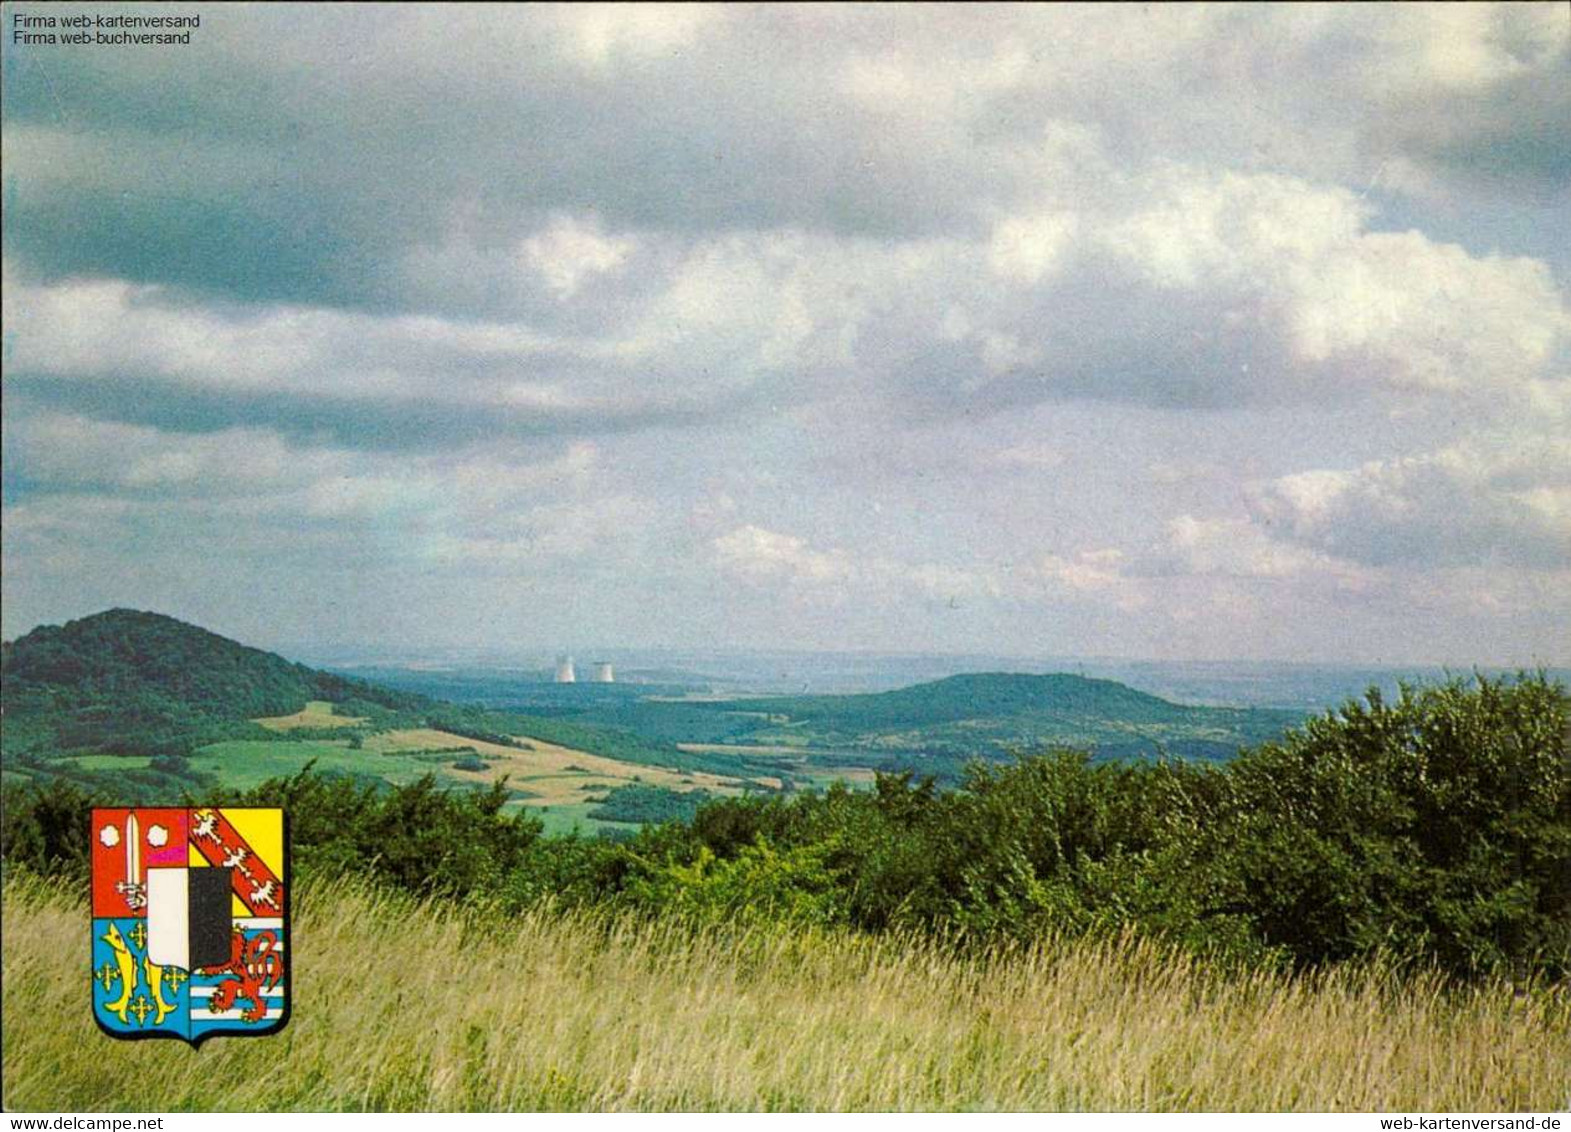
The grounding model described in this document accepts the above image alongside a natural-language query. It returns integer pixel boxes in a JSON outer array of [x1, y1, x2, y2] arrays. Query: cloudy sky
[[3, 3, 1568, 664]]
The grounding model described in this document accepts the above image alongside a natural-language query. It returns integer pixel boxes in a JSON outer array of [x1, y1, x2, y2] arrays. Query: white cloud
[[8, 153, 1563, 441], [1374, 3, 1565, 92], [8, 413, 342, 494], [1096, 168, 1567, 399], [1038, 548, 1130, 592], [1157, 515, 1364, 584], [4, 5, 1568, 662], [712, 524, 1003, 604], [1249, 437, 1571, 569], [520, 215, 635, 299], [303, 475, 432, 520], [553, 4, 722, 69], [428, 495, 662, 566], [989, 210, 1080, 286], [713, 525, 854, 587]]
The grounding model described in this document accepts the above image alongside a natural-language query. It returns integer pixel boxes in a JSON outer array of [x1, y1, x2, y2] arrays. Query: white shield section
[[146, 867, 190, 968]]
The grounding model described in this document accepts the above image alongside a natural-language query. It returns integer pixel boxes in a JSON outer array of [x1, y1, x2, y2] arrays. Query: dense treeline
[[658, 674, 1570, 978], [590, 783, 717, 825], [4, 675, 1566, 981]]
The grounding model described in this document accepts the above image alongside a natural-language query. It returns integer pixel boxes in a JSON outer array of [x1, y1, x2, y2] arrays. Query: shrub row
[[3, 675, 1565, 980]]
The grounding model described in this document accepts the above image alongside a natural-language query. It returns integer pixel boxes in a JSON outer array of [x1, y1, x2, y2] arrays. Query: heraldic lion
[[197, 928, 284, 1023]]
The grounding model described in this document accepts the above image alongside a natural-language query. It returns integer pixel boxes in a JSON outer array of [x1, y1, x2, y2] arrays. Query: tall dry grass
[[4, 873, 1567, 1111]]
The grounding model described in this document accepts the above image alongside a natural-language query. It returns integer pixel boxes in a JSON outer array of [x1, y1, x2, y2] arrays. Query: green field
[[256, 700, 367, 731], [67, 755, 154, 771], [188, 739, 441, 789], [185, 729, 766, 829]]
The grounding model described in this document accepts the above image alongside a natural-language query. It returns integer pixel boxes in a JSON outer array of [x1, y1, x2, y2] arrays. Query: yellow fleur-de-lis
[[129, 994, 153, 1027]]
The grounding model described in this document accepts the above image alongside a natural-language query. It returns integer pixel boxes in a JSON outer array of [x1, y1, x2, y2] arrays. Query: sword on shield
[[113, 813, 146, 911]]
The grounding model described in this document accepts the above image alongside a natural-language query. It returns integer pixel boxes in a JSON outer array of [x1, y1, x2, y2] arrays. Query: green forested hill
[[1, 609, 424, 762], [3, 608, 420, 717], [705, 671, 1300, 759], [723, 672, 1190, 728]]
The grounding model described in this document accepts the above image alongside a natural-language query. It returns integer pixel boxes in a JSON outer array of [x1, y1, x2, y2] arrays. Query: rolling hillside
[[0, 610, 778, 815], [2, 610, 1299, 819], [691, 672, 1301, 762], [2, 608, 419, 720], [1, 609, 423, 773], [726, 672, 1186, 727]]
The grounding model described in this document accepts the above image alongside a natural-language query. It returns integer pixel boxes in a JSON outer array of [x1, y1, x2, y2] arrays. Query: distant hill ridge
[[2, 608, 420, 723], [700, 668, 1304, 766], [720, 671, 1202, 728], [0, 610, 769, 788], [1, 610, 1296, 776]]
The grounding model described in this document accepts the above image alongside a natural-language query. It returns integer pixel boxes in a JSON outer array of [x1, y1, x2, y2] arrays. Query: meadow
[[3, 873, 1567, 1112], [256, 701, 368, 731], [370, 728, 745, 802], [186, 724, 752, 837]]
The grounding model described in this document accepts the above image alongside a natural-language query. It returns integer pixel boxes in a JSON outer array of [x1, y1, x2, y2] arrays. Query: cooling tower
[[554, 655, 576, 683], [592, 661, 614, 684]]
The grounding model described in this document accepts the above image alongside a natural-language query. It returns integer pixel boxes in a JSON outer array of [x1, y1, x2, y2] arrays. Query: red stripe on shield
[[188, 809, 285, 915]]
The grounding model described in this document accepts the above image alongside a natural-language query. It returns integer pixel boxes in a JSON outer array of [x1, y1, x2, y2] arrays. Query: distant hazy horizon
[[6, 597, 1570, 678], [4, 6, 1567, 668], [284, 639, 1569, 713]]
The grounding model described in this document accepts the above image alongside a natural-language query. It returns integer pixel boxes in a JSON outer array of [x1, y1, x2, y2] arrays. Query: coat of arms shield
[[91, 806, 288, 1044]]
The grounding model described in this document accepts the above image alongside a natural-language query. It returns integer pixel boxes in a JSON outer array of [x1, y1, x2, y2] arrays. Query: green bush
[[622, 838, 847, 928], [225, 769, 544, 898], [0, 779, 98, 880], [1217, 676, 1571, 975]]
